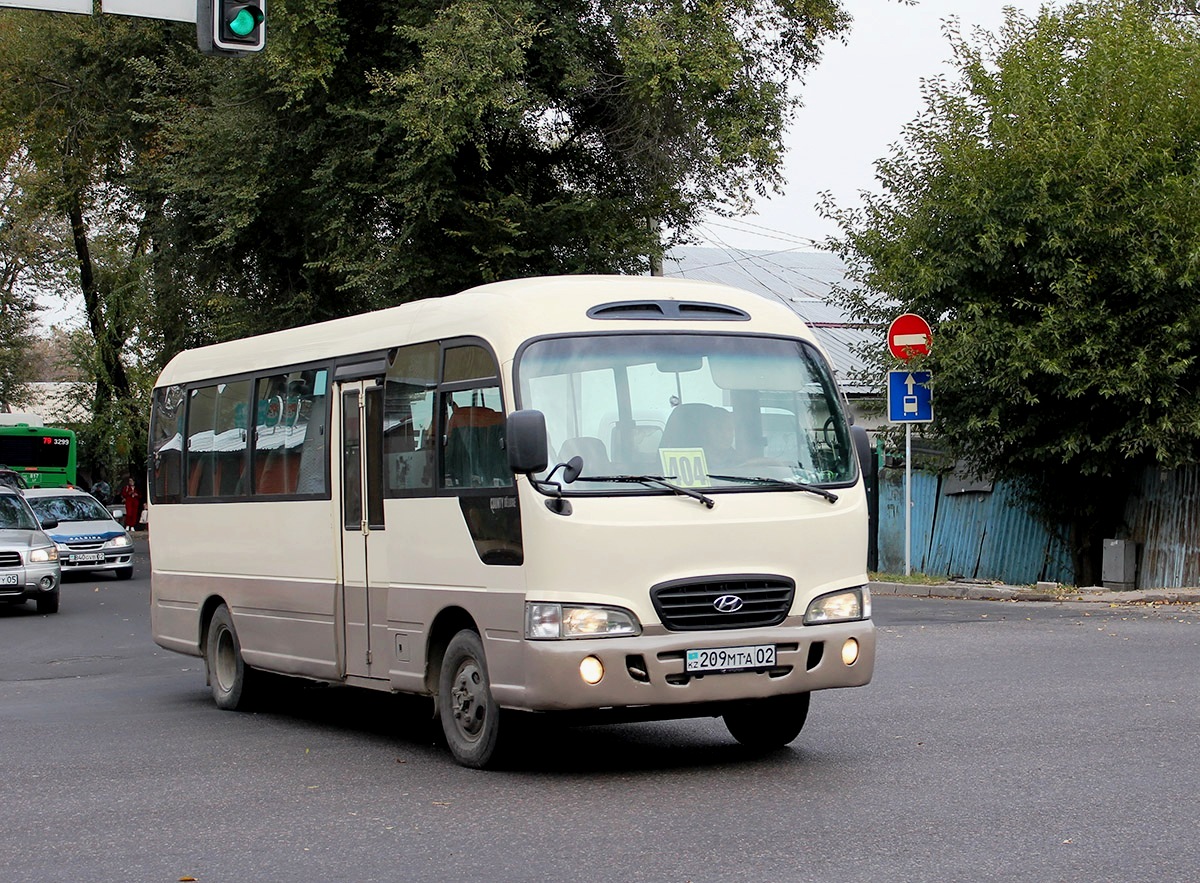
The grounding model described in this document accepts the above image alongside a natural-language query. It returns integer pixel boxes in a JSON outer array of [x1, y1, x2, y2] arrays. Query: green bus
[[0, 421, 78, 488]]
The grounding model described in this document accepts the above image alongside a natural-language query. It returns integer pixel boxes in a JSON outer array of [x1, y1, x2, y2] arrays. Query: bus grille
[[650, 576, 795, 631], [0, 551, 21, 567]]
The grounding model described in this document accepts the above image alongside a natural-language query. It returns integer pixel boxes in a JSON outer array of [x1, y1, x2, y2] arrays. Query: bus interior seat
[[444, 405, 509, 487], [558, 437, 610, 474], [659, 402, 721, 449]]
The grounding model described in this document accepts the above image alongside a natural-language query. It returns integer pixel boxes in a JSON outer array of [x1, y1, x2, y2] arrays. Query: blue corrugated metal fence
[[876, 469, 1075, 585]]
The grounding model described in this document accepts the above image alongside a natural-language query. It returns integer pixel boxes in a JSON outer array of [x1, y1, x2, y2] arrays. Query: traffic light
[[196, 0, 266, 57]]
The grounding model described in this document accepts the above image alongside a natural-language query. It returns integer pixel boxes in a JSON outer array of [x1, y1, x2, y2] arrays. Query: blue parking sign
[[888, 370, 933, 423]]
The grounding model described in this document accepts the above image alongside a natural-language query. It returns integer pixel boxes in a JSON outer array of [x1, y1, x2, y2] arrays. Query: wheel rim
[[448, 659, 487, 743], [213, 626, 237, 693]]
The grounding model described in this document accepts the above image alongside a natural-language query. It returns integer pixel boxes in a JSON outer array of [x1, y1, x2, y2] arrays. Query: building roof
[[662, 247, 878, 394]]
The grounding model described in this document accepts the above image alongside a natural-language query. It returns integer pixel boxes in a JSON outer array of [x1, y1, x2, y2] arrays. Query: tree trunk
[[67, 192, 131, 412]]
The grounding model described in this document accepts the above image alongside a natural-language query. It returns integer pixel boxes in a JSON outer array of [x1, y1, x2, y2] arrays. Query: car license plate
[[68, 553, 105, 564], [686, 644, 776, 673], [1, 573, 17, 586]]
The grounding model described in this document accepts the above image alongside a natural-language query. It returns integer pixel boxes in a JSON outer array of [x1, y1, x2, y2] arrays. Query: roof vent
[[587, 300, 751, 321]]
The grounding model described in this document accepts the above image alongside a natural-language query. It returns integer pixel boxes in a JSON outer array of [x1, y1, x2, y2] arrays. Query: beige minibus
[[148, 275, 875, 767]]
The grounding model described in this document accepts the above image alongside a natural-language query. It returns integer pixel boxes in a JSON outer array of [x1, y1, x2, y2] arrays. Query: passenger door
[[339, 379, 387, 679]]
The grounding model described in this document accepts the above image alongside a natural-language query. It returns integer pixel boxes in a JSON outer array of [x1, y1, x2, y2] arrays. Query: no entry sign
[[888, 313, 931, 360]]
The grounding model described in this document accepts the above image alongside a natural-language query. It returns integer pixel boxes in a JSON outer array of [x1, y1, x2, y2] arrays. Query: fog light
[[579, 656, 604, 685], [841, 638, 859, 666], [39, 575, 56, 591]]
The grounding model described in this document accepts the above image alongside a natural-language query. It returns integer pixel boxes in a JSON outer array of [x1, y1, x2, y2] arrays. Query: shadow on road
[[215, 673, 807, 775]]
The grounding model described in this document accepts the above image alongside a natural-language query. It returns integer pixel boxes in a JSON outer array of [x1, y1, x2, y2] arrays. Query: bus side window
[[252, 368, 328, 497], [187, 380, 251, 499], [384, 344, 437, 495], [439, 344, 511, 490], [151, 385, 185, 503], [442, 393, 509, 488]]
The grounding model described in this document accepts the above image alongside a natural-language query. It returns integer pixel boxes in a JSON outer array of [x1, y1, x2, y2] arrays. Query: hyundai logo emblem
[[713, 594, 744, 613]]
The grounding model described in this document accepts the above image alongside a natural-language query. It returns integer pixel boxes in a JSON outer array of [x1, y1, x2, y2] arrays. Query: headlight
[[29, 546, 58, 563], [804, 587, 870, 624], [105, 533, 132, 549], [525, 603, 642, 639]]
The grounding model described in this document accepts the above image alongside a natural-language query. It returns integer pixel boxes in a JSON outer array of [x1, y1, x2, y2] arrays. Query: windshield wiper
[[706, 473, 839, 504], [578, 474, 715, 509]]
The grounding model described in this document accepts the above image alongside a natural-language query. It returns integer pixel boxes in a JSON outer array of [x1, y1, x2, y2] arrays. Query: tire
[[723, 692, 811, 750], [114, 567, 133, 581], [206, 604, 259, 711], [438, 629, 504, 768], [36, 591, 60, 615]]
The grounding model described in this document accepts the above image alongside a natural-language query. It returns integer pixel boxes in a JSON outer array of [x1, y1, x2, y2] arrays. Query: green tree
[[142, 0, 851, 338], [825, 1, 1200, 584], [0, 136, 71, 411], [0, 10, 188, 475]]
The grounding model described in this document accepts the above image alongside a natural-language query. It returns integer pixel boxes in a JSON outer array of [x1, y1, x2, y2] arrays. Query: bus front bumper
[[491, 618, 875, 713]]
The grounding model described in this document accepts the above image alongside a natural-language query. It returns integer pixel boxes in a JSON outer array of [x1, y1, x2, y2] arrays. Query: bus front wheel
[[722, 692, 811, 750], [206, 604, 259, 711], [438, 630, 503, 768]]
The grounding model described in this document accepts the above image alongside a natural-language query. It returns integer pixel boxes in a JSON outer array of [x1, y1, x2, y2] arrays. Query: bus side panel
[[379, 496, 527, 695], [150, 501, 343, 681]]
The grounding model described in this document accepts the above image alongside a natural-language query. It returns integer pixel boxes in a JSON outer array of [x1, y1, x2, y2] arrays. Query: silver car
[[23, 488, 134, 580], [0, 487, 61, 613]]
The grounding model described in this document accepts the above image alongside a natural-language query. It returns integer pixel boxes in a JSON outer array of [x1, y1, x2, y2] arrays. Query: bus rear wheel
[[206, 604, 259, 711], [723, 692, 811, 750], [439, 629, 504, 768]]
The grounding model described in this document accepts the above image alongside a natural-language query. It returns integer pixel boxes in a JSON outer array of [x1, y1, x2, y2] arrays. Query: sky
[[695, 0, 1044, 251]]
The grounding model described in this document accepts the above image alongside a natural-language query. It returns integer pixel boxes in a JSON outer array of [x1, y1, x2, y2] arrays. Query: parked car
[[23, 487, 134, 580], [0, 486, 61, 613], [0, 468, 28, 493]]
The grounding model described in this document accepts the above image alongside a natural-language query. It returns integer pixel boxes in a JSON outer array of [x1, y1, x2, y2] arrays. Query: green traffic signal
[[228, 7, 264, 38], [197, 1, 266, 55], [226, 7, 262, 37]]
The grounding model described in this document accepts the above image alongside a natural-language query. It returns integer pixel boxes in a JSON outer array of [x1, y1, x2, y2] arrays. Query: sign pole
[[905, 423, 912, 576], [886, 313, 932, 580]]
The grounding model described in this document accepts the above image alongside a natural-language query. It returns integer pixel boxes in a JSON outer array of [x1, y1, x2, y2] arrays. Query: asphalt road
[[3, 542, 1198, 883]]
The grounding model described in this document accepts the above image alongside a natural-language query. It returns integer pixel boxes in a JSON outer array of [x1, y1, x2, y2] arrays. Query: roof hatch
[[586, 300, 751, 321]]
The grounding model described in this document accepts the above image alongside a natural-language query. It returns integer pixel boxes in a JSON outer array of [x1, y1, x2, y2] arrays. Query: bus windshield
[[517, 333, 857, 493]]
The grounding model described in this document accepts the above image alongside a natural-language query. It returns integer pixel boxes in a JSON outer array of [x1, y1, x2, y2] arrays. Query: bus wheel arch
[[198, 595, 228, 670], [425, 606, 479, 696]]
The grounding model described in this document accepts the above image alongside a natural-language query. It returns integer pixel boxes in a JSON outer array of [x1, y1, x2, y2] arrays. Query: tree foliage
[[142, 0, 850, 339], [825, 1, 1200, 582]]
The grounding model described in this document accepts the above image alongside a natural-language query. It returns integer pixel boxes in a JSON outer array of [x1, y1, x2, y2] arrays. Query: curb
[[870, 580, 1200, 606]]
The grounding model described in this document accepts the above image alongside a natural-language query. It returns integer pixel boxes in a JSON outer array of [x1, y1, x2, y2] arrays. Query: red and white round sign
[[887, 313, 932, 360]]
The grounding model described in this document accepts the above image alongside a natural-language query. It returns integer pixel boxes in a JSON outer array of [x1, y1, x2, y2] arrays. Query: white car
[[23, 487, 134, 580], [0, 486, 61, 612]]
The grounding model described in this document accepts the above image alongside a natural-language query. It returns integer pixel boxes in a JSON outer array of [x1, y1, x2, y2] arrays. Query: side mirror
[[506, 409, 549, 474], [40, 517, 59, 530]]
